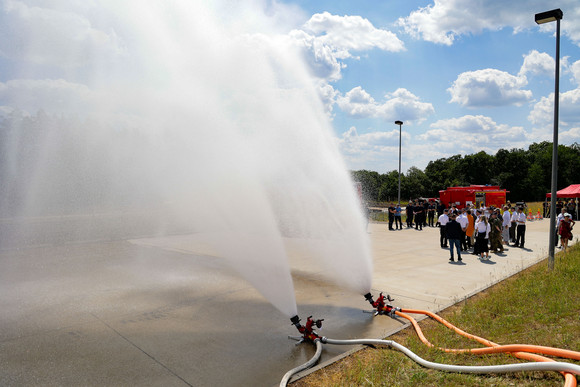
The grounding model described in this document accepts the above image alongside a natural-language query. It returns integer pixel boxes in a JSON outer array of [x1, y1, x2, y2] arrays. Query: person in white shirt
[[514, 206, 527, 248], [502, 206, 511, 244], [437, 209, 449, 248], [510, 208, 518, 243], [556, 208, 567, 248], [457, 209, 469, 251], [474, 213, 491, 259]]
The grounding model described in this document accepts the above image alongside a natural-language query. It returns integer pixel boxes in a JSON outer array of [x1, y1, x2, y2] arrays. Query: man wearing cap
[[437, 209, 449, 248]]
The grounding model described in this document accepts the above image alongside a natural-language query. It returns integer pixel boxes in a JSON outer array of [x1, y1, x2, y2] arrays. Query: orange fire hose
[[396, 309, 579, 387]]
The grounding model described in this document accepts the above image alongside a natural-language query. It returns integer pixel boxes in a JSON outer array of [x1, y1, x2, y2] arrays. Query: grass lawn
[[294, 244, 580, 386]]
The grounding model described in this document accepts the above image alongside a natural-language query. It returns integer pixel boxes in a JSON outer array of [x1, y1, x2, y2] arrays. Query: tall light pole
[[395, 120, 403, 205], [535, 8, 562, 270]]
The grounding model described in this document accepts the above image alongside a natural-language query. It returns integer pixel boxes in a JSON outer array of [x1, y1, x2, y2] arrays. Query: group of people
[[544, 199, 578, 219], [439, 203, 576, 261], [386, 200, 437, 231], [438, 205, 527, 262], [383, 199, 576, 261]]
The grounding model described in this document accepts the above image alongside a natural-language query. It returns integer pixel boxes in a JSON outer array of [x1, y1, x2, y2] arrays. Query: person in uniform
[[427, 202, 436, 227], [489, 211, 504, 253], [406, 201, 414, 228], [414, 202, 424, 231], [388, 203, 395, 231]]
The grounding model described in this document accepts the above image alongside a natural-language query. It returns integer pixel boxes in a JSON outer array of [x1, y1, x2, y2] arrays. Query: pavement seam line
[[90, 313, 193, 387]]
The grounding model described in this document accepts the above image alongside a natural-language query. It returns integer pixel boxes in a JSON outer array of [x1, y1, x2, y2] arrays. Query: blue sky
[[275, 0, 580, 172], [1, 0, 580, 173]]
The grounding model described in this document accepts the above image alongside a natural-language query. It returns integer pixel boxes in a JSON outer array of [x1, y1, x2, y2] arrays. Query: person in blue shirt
[[394, 204, 402, 230]]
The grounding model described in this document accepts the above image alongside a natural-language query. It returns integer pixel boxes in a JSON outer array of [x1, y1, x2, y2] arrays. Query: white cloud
[[289, 29, 345, 81], [0, 0, 125, 67], [398, 0, 580, 46], [336, 126, 413, 170], [560, 126, 580, 143], [289, 12, 404, 81], [421, 115, 529, 152], [337, 116, 530, 172], [519, 50, 555, 77], [315, 82, 340, 116], [303, 12, 405, 55], [336, 86, 434, 123], [448, 69, 532, 107], [529, 88, 580, 127], [570, 60, 580, 85]]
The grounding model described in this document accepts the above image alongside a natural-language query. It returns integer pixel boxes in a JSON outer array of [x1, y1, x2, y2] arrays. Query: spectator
[[406, 201, 414, 228], [457, 208, 469, 251], [394, 203, 403, 230], [465, 209, 475, 248], [388, 203, 395, 231], [514, 206, 526, 248], [474, 212, 490, 259], [414, 202, 424, 231], [427, 201, 436, 227], [558, 213, 575, 253], [510, 207, 518, 243], [446, 213, 463, 262], [489, 211, 504, 253], [501, 206, 511, 244], [437, 209, 449, 248], [556, 208, 567, 248]]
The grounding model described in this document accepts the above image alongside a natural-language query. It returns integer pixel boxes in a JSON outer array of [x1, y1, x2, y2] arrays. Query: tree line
[[352, 142, 580, 203]]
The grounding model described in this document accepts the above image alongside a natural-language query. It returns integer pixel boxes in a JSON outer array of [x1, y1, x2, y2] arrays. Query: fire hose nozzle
[[364, 292, 374, 305], [290, 315, 300, 326]]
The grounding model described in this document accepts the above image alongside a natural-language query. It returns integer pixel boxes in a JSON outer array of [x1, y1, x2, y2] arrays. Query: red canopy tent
[[546, 184, 580, 198]]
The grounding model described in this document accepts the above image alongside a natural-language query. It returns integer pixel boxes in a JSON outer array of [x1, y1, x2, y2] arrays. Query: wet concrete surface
[[0, 218, 555, 386]]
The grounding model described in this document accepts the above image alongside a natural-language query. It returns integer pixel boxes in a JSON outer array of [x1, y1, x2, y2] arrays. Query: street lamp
[[535, 8, 562, 270], [395, 120, 403, 205]]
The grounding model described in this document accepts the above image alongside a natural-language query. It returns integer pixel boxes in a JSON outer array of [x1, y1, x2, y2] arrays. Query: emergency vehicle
[[439, 185, 508, 209]]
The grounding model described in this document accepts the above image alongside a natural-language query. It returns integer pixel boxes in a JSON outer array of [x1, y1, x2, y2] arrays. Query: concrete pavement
[[0, 218, 556, 386]]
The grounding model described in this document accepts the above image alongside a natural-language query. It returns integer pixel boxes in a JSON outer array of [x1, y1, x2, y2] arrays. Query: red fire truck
[[439, 185, 508, 209]]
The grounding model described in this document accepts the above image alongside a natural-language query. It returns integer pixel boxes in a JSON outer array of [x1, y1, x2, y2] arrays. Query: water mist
[[0, 0, 373, 316]]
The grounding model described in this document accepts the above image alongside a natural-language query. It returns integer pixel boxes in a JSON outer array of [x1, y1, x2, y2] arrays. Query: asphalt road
[[0, 216, 555, 386]]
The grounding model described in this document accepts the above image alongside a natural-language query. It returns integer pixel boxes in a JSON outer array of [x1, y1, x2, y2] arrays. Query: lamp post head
[[535, 8, 563, 24], [395, 120, 403, 126]]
